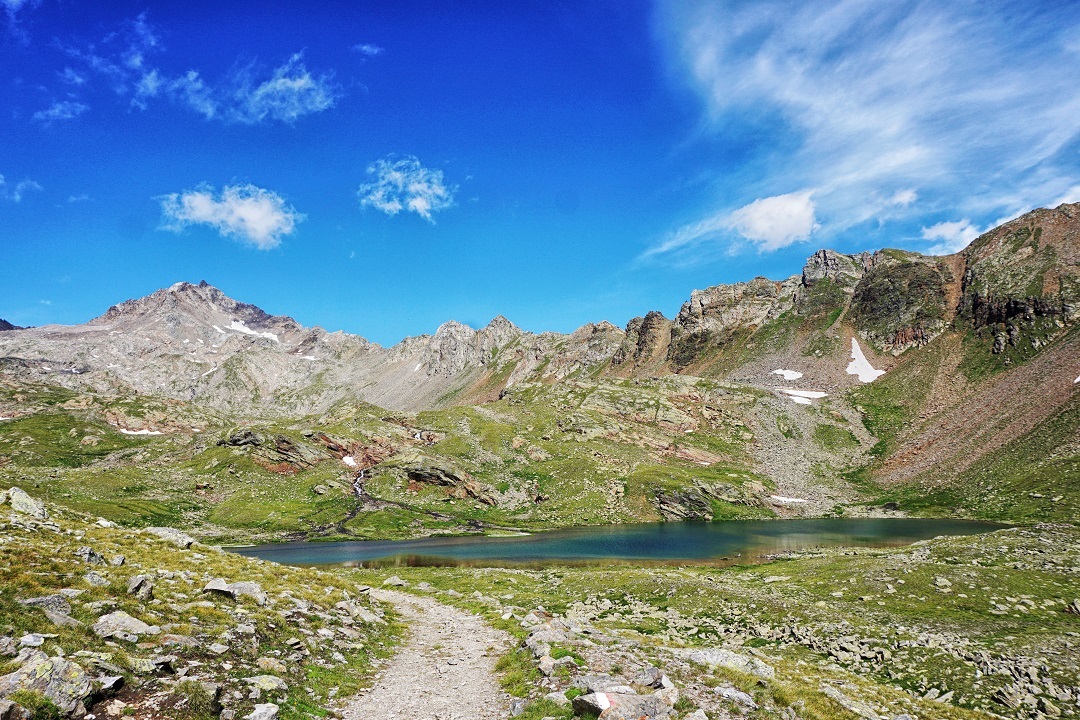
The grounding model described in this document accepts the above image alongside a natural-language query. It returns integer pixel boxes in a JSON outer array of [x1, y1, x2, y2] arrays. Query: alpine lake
[[233, 517, 1004, 568]]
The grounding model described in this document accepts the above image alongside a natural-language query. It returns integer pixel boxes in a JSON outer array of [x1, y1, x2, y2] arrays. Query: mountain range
[[0, 203, 1077, 536]]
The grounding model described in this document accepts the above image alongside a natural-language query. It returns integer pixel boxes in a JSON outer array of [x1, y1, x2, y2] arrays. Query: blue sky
[[3, 0, 1079, 345]]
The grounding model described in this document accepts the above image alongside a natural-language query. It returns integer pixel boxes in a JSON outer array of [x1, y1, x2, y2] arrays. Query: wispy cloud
[[358, 156, 456, 223], [159, 183, 304, 250], [921, 219, 982, 255], [53, 15, 338, 125], [33, 99, 89, 123], [0, 174, 42, 202], [227, 53, 338, 124], [652, 0, 1080, 256], [67, 193, 90, 203], [351, 43, 383, 57]]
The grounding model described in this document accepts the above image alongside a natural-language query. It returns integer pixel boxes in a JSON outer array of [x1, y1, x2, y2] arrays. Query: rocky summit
[[0, 203, 1078, 720]]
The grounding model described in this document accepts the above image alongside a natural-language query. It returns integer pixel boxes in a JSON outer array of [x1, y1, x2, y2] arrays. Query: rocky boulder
[[203, 579, 268, 606], [91, 611, 160, 642], [5, 488, 47, 519], [0, 650, 93, 716]]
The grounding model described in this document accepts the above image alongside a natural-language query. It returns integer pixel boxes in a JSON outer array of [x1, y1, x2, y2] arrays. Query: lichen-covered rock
[[0, 651, 93, 716]]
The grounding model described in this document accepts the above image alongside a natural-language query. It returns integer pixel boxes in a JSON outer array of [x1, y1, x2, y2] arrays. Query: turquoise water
[[232, 518, 1003, 568]]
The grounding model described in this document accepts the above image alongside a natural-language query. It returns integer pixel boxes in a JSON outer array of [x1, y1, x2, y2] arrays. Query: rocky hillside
[[0, 204, 1077, 531], [0, 488, 397, 720]]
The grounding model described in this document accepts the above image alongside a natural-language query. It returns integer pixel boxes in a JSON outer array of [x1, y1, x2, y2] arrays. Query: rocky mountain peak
[[0, 319, 21, 331], [801, 249, 870, 287]]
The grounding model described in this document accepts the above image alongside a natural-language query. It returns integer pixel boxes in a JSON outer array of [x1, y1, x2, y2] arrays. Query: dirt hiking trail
[[343, 589, 513, 720]]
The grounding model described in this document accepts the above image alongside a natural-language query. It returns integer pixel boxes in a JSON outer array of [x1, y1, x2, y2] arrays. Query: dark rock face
[[850, 261, 951, 353], [0, 319, 21, 332]]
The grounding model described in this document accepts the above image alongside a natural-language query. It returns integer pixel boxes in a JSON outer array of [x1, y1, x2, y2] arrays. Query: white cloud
[[888, 189, 917, 207], [59, 67, 86, 85], [351, 43, 383, 56], [655, 1, 1080, 249], [0, 174, 42, 203], [67, 194, 90, 203], [726, 190, 819, 251], [168, 71, 217, 119], [1050, 185, 1080, 207], [921, 219, 982, 255], [52, 16, 336, 126], [358, 156, 456, 223], [159, 183, 304, 250], [33, 100, 89, 123], [229, 53, 337, 124]]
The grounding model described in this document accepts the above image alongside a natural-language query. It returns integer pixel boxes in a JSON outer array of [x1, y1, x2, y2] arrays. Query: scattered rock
[[0, 699, 31, 720], [245, 675, 288, 692], [19, 595, 71, 616], [126, 574, 154, 600], [75, 546, 106, 565], [91, 610, 160, 641], [83, 571, 109, 587], [203, 578, 268, 605], [0, 650, 93, 716], [243, 703, 279, 720], [256, 657, 287, 674], [143, 526, 195, 548], [572, 692, 673, 720], [382, 576, 407, 587], [668, 647, 775, 679], [6, 487, 47, 519]]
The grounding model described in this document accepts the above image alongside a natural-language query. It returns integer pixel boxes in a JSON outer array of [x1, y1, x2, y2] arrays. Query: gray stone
[[0, 699, 31, 720], [83, 571, 109, 587], [572, 692, 673, 720], [243, 704, 279, 720], [42, 610, 83, 629], [143, 526, 195, 548], [18, 635, 44, 648], [543, 691, 570, 706], [820, 684, 881, 719], [6, 487, 47, 519], [572, 674, 633, 694], [245, 675, 288, 692], [75, 546, 106, 565], [208, 643, 229, 655], [382, 575, 407, 587], [203, 579, 268, 606], [714, 685, 757, 708], [670, 647, 775, 679], [91, 610, 160, 641], [126, 574, 154, 600], [19, 595, 71, 616], [0, 651, 93, 716]]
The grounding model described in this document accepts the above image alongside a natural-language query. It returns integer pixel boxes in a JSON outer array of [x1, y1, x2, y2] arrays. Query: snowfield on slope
[[847, 338, 885, 382]]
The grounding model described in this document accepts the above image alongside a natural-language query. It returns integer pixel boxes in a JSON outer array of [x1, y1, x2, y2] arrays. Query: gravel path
[[343, 589, 513, 720]]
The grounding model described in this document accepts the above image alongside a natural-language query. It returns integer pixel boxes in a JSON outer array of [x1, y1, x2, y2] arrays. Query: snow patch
[[790, 396, 812, 405], [414, 363, 422, 372], [778, 388, 828, 399], [771, 495, 808, 503], [0, 416, 12, 421], [772, 369, 803, 380], [342, 456, 358, 468], [119, 429, 163, 436], [228, 320, 279, 342], [300, 355, 316, 361], [846, 338, 885, 382], [1074, 375, 1080, 384], [201, 366, 217, 378], [212, 325, 226, 335]]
